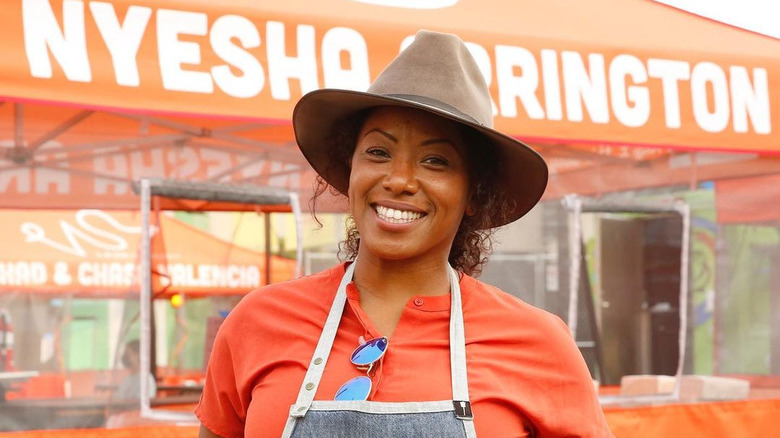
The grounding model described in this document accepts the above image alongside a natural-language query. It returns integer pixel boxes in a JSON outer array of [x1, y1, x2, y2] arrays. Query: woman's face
[[348, 106, 472, 265]]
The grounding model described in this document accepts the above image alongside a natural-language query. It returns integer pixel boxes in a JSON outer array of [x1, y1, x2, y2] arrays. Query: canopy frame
[[137, 177, 303, 423], [562, 195, 691, 404]]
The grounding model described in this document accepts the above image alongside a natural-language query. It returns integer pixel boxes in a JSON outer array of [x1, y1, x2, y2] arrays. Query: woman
[[197, 30, 612, 437]]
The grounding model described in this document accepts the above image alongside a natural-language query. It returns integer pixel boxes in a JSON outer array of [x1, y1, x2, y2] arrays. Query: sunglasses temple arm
[[366, 361, 378, 377]]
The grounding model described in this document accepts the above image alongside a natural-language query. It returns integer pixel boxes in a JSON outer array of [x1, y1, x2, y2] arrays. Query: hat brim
[[293, 89, 548, 228]]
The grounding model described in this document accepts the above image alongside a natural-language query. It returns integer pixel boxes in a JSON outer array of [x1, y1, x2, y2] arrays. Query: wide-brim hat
[[293, 30, 548, 228]]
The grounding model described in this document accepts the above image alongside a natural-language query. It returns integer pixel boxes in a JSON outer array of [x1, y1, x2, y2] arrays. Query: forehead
[[359, 106, 465, 142]]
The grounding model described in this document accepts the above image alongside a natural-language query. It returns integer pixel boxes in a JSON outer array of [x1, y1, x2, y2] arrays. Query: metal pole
[[290, 192, 304, 278], [14, 104, 23, 148], [563, 195, 583, 337], [139, 179, 152, 417], [671, 201, 691, 400], [265, 212, 272, 285]]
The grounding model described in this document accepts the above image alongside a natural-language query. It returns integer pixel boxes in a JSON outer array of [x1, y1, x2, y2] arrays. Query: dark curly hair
[[310, 108, 515, 277]]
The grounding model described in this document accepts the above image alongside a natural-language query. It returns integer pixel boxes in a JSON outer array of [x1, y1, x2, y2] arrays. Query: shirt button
[[413, 298, 424, 306]]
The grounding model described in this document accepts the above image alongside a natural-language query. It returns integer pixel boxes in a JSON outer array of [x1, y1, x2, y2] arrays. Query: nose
[[382, 159, 418, 194]]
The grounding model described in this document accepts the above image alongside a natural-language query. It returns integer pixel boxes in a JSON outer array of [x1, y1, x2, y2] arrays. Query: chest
[[242, 311, 531, 438]]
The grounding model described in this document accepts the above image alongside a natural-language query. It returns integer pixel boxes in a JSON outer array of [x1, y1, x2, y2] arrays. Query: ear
[[465, 203, 475, 217]]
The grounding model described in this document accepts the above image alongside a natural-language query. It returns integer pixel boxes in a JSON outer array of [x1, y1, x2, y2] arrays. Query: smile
[[375, 205, 424, 224]]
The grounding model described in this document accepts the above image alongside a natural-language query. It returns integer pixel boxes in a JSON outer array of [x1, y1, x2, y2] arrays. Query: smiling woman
[[347, 107, 473, 273], [196, 30, 612, 438]]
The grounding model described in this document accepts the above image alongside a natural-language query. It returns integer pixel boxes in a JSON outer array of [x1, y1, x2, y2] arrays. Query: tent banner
[[0, 209, 295, 295], [0, 0, 778, 152], [715, 173, 780, 224], [0, 121, 309, 210]]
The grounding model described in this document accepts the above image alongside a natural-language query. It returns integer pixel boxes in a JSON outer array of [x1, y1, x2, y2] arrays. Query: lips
[[375, 205, 425, 224]]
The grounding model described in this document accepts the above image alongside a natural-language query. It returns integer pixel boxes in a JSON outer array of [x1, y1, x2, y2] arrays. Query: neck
[[352, 251, 452, 302]]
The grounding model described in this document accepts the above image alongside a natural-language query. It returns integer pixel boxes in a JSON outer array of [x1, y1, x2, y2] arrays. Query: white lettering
[[130, 149, 166, 178], [0, 262, 47, 286], [210, 15, 265, 98], [35, 166, 70, 194], [691, 62, 729, 133], [200, 149, 233, 179], [495, 45, 544, 119], [36, 144, 70, 194], [21, 210, 138, 257], [239, 158, 269, 180], [562, 51, 609, 123], [23, 0, 91, 82], [609, 54, 650, 128], [540, 49, 563, 121], [168, 263, 260, 288], [93, 147, 129, 195], [157, 9, 213, 93], [730, 67, 771, 134], [647, 59, 690, 129], [267, 22, 319, 100], [90, 2, 151, 87], [0, 168, 31, 194], [166, 146, 200, 179], [267, 161, 300, 189], [77, 262, 135, 287], [322, 27, 370, 90]]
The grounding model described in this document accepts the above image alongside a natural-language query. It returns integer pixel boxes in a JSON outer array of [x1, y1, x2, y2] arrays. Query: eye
[[365, 147, 390, 159], [423, 155, 449, 166]]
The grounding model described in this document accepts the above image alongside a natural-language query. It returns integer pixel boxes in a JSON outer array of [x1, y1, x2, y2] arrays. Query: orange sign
[[0, 0, 776, 153], [0, 209, 295, 296]]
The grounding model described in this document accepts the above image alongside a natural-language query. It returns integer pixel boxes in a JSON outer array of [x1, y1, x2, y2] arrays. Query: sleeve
[[194, 315, 248, 438], [530, 315, 614, 438]]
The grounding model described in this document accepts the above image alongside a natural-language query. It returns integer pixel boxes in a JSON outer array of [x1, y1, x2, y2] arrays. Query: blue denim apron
[[280, 262, 477, 438]]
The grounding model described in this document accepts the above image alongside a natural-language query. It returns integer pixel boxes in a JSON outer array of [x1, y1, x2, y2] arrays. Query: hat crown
[[367, 30, 493, 129]]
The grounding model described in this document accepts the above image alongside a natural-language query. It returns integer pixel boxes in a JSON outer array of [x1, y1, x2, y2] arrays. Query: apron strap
[[289, 261, 356, 417], [448, 266, 473, 421], [282, 262, 475, 438]]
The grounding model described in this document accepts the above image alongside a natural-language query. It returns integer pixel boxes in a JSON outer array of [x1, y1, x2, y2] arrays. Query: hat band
[[385, 94, 482, 126]]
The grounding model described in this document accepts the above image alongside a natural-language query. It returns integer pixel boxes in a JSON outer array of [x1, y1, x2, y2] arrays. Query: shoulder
[[463, 275, 611, 436], [462, 274, 572, 347]]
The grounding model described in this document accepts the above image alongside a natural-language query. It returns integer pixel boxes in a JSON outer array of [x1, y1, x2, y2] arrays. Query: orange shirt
[[196, 263, 612, 437]]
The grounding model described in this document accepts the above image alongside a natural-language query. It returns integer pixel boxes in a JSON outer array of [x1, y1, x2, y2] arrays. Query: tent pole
[[265, 212, 272, 285], [27, 110, 93, 151], [14, 103, 23, 148], [290, 192, 303, 278], [139, 178, 152, 417]]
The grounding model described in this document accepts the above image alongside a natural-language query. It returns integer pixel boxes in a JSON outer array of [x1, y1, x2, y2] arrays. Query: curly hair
[[310, 108, 515, 277]]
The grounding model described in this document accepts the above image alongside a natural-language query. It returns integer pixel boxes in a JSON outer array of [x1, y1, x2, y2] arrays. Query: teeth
[[376, 206, 423, 224]]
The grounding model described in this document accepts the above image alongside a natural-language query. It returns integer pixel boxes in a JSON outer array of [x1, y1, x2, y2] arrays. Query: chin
[[362, 240, 418, 261]]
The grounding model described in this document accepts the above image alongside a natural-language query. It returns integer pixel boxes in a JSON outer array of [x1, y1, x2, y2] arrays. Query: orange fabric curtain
[[0, 426, 198, 438], [2, 399, 780, 437], [604, 398, 780, 437]]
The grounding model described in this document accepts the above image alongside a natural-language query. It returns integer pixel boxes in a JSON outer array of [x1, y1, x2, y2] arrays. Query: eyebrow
[[364, 128, 458, 149]]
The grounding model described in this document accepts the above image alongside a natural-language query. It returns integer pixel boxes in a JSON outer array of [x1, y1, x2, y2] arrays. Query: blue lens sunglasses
[[334, 336, 389, 401]]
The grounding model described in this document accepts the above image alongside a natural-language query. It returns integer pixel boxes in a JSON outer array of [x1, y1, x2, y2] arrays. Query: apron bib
[[280, 261, 477, 438]]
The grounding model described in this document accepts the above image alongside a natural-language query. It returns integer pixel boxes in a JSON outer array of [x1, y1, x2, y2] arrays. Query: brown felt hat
[[293, 29, 548, 228]]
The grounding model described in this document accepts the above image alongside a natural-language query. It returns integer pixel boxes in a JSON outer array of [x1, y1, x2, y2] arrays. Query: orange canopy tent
[[0, 209, 296, 296], [0, 0, 778, 209], [0, 1, 779, 436]]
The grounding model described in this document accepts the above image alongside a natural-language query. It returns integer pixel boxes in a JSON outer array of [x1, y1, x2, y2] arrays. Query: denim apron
[[280, 262, 477, 438]]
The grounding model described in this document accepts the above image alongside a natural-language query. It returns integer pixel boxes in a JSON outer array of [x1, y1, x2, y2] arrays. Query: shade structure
[[0, 0, 778, 209]]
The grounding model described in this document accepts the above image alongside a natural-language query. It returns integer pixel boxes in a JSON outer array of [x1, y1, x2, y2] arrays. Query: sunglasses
[[334, 336, 389, 401]]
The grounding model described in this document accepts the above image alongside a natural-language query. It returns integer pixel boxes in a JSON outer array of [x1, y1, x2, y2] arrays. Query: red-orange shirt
[[196, 263, 612, 437]]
